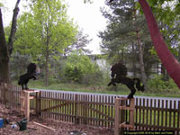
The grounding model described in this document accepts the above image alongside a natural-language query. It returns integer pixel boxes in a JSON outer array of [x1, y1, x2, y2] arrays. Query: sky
[[1, 0, 109, 54]]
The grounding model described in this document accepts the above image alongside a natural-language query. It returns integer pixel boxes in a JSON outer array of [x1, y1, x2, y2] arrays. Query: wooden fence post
[[75, 94, 79, 124], [25, 91, 30, 121], [119, 99, 125, 135], [115, 98, 135, 135], [36, 91, 41, 116], [115, 98, 120, 135], [83, 95, 88, 124], [115, 98, 126, 135], [129, 98, 135, 127], [20, 90, 40, 121]]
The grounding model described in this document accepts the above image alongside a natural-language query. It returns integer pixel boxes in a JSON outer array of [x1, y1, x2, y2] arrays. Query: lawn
[[18, 80, 180, 98]]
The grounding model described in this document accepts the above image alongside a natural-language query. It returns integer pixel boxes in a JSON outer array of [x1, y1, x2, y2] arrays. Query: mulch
[[0, 103, 113, 135]]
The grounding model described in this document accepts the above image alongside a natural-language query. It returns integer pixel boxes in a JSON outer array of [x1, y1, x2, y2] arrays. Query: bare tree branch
[[8, 0, 21, 55]]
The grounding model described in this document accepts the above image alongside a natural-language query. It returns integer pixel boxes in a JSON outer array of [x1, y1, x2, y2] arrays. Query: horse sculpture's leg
[[25, 83, 28, 90], [126, 83, 136, 99], [108, 77, 137, 98], [22, 84, 24, 90], [108, 78, 116, 86]]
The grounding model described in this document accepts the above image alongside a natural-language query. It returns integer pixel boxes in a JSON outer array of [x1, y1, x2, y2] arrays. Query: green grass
[[13, 80, 180, 98]]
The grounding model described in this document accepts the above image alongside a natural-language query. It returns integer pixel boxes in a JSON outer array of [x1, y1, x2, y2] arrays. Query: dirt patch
[[0, 103, 113, 135]]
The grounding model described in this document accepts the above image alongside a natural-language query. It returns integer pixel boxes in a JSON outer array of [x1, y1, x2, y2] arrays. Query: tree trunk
[[132, 43, 136, 78], [45, 47, 49, 87], [0, 9, 9, 83], [8, 0, 20, 55], [139, 0, 180, 88], [136, 29, 147, 87], [0, 59, 9, 83], [133, 5, 147, 87], [0, 0, 20, 83], [45, 25, 50, 87]]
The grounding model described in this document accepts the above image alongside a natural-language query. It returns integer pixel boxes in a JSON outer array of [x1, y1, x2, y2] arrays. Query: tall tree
[[101, 0, 180, 86], [99, 0, 149, 86], [0, 0, 20, 83], [13, 0, 77, 86], [138, 0, 180, 88], [99, 0, 135, 62]]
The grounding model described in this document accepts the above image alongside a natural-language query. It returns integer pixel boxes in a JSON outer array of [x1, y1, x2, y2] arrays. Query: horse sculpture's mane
[[108, 62, 145, 98]]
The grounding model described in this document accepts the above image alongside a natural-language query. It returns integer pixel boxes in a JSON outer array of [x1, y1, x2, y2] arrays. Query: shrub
[[62, 52, 103, 84], [147, 74, 179, 92]]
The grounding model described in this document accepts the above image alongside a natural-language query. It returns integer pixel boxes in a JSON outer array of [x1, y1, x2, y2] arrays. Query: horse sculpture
[[108, 62, 145, 98], [18, 63, 38, 90]]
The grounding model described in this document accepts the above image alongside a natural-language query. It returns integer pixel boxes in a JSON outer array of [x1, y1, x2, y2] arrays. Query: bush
[[81, 70, 104, 85], [62, 52, 103, 84], [147, 75, 179, 93]]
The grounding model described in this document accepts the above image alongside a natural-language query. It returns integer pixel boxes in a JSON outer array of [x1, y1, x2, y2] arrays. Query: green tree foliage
[[13, 0, 77, 85], [146, 0, 179, 25], [65, 29, 92, 55], [0, 3, 4, 7], [62, 51, 102, 84], [138, 0, 180, 82], [99, 0, 179, 79], [99, 0, 135, 62], [147, 75, 179, 93], [14, 0, 77, 58], [142, 0, 180, 59], [99, 0, 154, 81]]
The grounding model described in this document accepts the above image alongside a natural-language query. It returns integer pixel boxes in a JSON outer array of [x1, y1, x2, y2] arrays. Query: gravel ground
[[0, 103, 113, 135]]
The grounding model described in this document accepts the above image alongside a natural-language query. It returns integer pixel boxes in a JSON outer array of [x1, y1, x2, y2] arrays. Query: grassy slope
[[15, 80, 180, 98]]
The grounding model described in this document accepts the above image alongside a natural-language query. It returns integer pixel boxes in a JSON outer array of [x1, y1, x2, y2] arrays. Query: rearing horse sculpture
[[108, 62, 145, 98], [18, 63, 38, 90]]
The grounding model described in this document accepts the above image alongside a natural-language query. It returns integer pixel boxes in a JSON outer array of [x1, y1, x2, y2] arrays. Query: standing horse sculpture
[[18, 63, 38, 90], [108, 62, 145, 98]]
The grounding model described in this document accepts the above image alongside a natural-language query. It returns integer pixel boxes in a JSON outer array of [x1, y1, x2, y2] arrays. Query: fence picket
[[165, 100, 168, 127], [157, 99, 160, 127], [139, 98, 142, 129], [173, 101, 176, 128], [161, 100, 165, 126], [135, 98, 138, 130], [142, 98, 145, 129], [169, 100, 172, 128], [146, 99, 149, 127], [154, 99, 156, 128]]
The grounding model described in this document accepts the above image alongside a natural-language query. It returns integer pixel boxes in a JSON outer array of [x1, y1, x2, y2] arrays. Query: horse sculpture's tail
[[133, 78, 145, 92]]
